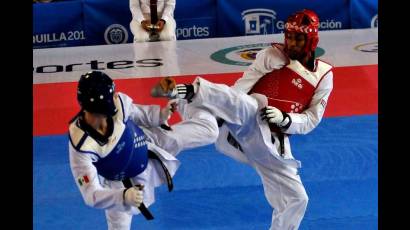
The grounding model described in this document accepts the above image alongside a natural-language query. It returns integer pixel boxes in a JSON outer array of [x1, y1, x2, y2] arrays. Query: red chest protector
[[249, 59, 332, 114]]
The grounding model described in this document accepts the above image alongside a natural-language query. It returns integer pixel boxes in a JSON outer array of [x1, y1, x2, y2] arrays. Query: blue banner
[[82, 0, 217, 44], [83, 0, 133, 45], [174, 0, 217, 40], [175, 0, 216, 19], [176, 18, 216, 40], [216, 0, 351, 37], [350, 0, 378, 28], [33, 0, 375, 49], [33, 1, 85, 49]]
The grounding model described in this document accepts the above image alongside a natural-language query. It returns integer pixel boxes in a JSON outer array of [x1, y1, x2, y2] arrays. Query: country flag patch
[[320, 99, 327, 108], [77, 175, 90, 186]]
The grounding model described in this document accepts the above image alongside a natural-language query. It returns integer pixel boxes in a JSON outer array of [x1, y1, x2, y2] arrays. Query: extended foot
[[151, 77, 178, 98], [151, 77, 196, 101]]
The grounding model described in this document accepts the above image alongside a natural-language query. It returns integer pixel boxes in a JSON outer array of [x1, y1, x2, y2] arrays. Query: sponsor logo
[[104, 24, 129, 44], [242, 9, 343, 34], [292, 78, 303, 89], [112, 172, 126, 181], [211, 43, 325, 66], [115, 141, 125, 154], [33, 59, 163, 74], [133, 133, 146, 148], [276, 19, 343, 31], [33, 30, 86, 47], [371, 14, 378, 28], [176, 25, 210, 39], [242, 9, 276, 35], [354, 42, 378, 53], [290, 103, 303, 113], [318, 20, 343, 30]]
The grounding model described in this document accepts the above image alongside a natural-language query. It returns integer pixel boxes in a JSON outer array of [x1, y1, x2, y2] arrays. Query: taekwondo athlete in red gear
[[151, 9, 333, 230], [68, 71, 218, 230]]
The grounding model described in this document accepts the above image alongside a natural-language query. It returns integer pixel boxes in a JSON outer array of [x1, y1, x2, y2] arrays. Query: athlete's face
[[84, 110, 107, 128], [285, 32, 306, 60]]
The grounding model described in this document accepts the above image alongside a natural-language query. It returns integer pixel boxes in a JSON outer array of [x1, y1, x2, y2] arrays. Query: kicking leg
[[146, 99, 219, 157], [151, 76, 261, 127]]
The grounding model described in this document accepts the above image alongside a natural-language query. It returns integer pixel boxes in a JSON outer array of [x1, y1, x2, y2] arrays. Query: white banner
[[33, 28, 377, 84]]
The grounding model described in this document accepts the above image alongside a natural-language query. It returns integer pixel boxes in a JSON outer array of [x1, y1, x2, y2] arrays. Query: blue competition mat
[[34, 115, 377, 230]]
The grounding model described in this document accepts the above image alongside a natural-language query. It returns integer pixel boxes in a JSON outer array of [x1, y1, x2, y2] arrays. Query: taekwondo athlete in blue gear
[[68, 71, 219, 230]]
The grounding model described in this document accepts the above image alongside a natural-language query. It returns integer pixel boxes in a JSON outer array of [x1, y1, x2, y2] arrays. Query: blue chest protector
[[93, 120, 148, 181]]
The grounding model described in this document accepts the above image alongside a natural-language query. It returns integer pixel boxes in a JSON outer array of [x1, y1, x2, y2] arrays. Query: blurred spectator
[[130, 0, 176, 42]]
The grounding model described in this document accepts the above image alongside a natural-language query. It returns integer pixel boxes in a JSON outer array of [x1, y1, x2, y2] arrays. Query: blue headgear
[[77, 71, 117, 116]]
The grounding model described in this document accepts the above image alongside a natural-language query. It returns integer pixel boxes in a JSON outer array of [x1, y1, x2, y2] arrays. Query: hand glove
[[124, 186, 143, 207], [160, 99, 178, 122], [261, 106, 289, 127]]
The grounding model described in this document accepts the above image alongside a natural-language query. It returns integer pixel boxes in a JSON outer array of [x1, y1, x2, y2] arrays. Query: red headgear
[[284, 9, 319, 54]]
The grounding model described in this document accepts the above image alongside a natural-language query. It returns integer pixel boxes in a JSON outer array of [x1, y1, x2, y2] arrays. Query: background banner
[[33, 0, 377, 48]]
